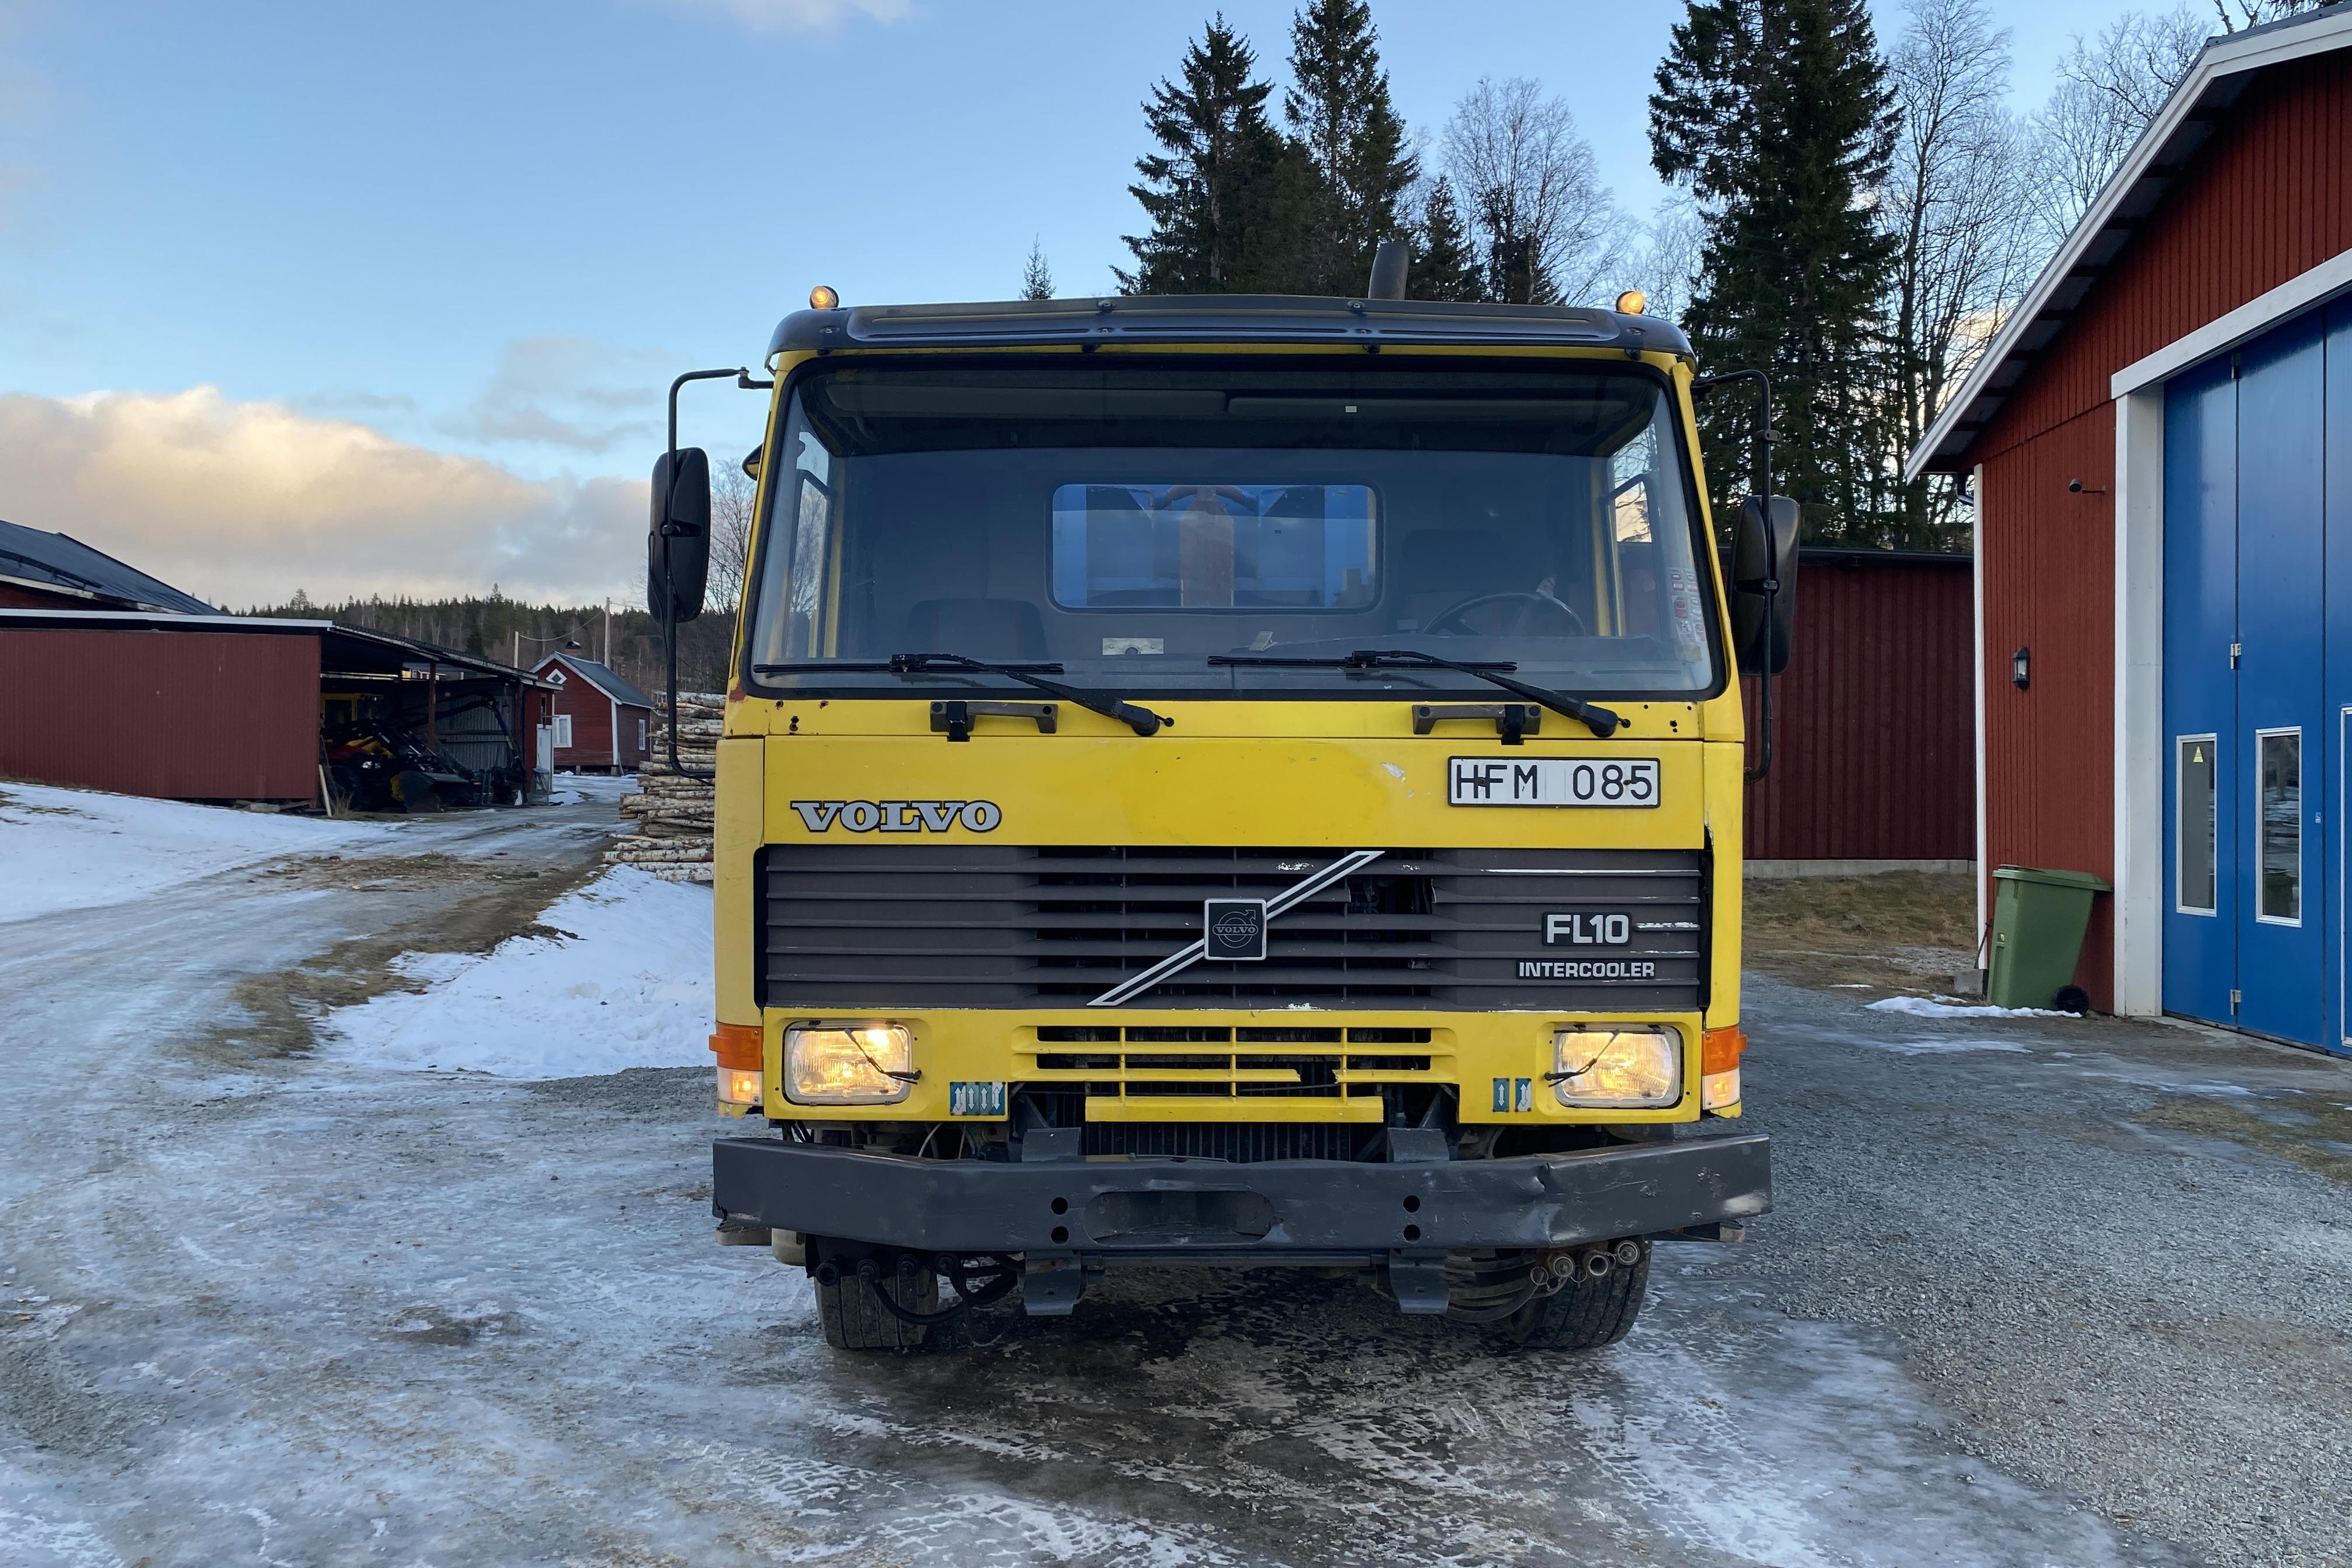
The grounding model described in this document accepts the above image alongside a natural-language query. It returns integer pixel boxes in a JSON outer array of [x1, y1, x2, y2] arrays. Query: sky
[[0, 0, 2185, 608]]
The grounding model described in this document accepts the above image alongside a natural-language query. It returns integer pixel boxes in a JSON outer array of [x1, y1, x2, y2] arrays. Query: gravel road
[[2, 803, 2345, 1566]]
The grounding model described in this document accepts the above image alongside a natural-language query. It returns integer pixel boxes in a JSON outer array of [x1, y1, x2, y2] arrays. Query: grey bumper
[[712, 1133, 1770, 1255]]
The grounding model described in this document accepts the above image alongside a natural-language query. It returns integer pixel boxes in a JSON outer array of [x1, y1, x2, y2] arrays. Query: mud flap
[[1023, 1252, 1083, 1316], [1387, 1250, 1450, 1314]]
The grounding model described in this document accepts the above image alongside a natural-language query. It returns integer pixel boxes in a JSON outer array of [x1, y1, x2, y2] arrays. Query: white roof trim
[[1903, 4, 2352, 482], [2110, 246, 2352, 395]]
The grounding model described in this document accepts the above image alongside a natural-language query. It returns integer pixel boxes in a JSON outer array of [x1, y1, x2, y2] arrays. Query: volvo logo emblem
[[1203, 899, 1268, 961], [788, 799, 1001, 834]]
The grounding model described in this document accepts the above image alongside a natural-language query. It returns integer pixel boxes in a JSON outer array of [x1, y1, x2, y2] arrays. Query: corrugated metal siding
[[0, 627, 321, 800], [1968, 50, 2352, 1009], [1980, 53, 2352, 464], [1740, 554, 1975, 860], [1980, 408, 2119, 1006]]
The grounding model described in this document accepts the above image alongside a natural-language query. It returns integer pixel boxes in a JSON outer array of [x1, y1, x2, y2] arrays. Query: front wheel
[[1496, 1240, 1650, 1350], [815, 1261, 939, 1353]]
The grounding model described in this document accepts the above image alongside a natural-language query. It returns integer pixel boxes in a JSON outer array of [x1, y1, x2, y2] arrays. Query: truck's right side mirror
[[648, 447, 711, 624], [1731, 495, 1799, 676]]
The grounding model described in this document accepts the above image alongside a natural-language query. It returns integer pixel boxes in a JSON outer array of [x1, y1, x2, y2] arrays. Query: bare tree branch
[[1441, 76, 1624, 305]]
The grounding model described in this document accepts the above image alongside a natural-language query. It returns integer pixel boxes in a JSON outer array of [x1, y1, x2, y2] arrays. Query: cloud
[[0, 386, 646, 607], [442, 335, 674, 453], [649, 0, 911, 31]]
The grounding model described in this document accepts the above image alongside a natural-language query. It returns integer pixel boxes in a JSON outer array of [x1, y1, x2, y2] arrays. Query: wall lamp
[[2067, 478, 2108, 495], [2012, 646, 2031, 690]]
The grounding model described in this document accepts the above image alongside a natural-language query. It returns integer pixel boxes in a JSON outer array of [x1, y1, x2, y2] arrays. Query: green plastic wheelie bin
[[1986, 865, 2112, 1010]]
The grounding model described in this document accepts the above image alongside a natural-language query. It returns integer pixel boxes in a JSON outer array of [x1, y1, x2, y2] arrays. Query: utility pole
[[603, 598, 613, 666]]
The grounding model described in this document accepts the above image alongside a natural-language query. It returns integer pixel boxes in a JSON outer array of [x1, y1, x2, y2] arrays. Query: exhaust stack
[[1366, 240, 1408, 301]]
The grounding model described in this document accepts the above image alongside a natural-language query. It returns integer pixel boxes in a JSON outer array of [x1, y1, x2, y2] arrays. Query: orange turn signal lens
[[710, 1023, 762, 1070], [1701, 1026, 1746, 1076]]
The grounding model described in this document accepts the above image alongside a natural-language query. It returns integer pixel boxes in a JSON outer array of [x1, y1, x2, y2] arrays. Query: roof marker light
[[809, 284, 840, 310], [1615, 289, 1647, 316]]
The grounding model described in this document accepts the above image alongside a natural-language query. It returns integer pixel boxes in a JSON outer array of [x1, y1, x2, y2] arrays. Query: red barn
[[1908, 7, 2352, 1052], [533, 652, 654, 774]]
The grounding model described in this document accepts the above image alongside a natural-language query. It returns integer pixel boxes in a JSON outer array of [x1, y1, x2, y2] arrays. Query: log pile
[[607, 693, 722, 883]]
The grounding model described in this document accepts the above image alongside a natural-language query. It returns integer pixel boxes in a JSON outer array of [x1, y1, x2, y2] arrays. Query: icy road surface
[[2, 794, 2346, 1566]]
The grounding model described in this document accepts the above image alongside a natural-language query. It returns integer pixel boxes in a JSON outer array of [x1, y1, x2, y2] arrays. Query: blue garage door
[[2162, 302, 2346, 1051]]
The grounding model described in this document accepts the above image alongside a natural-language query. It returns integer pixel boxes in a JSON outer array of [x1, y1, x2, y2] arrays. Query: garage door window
[[2256, 727, 2301, 924], [2176, 735, 2216, 915]]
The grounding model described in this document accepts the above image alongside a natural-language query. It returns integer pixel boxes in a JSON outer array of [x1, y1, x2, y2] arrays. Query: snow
[[549, 771, 637, 805], [324, 866, 712, 1077], [1868, 994, 2069, 1020], [0, 781, 389, 926]]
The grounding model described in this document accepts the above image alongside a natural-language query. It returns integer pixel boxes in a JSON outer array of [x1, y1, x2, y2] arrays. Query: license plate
[[1448, 756, 1661, 808]]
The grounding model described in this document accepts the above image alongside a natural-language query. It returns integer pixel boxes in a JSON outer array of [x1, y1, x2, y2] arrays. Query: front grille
[[757, 844, 1703, 1011], [1023, 1024, 1436, 1100]]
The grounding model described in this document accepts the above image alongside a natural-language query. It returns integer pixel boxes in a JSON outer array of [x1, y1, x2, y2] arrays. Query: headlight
[[784, 1024, 914, 1104], [1552, 1028, 1681, 1108]]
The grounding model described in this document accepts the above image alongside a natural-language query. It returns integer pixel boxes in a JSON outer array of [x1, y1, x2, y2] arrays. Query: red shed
[[1740, 549, 1974, 868], [533, 653, 654, 774], [1908, 7, 2352, 1051]]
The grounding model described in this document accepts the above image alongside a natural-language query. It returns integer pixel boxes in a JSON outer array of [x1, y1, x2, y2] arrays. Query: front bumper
[[712, 1132, 1770, 1255]]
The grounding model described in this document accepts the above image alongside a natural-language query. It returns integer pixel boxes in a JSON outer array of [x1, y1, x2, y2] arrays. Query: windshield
[[741, 360, 1721, 700]]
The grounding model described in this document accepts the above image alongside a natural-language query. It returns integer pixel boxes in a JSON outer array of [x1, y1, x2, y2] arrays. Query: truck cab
[[674, 290, 1790, 1352]]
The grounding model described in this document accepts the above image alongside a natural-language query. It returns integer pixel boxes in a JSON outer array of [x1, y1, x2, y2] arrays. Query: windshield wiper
[[1210, 649, 1623, 738], [754, 652, 1167, 736]]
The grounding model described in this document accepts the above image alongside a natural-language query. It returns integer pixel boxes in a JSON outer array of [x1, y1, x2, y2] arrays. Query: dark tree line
[[1118, 3, 1568, 305], [241, 591, 737, 697]]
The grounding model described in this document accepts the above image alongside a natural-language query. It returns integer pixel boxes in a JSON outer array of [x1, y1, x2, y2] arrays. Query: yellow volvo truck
[[652, 265, 1796, 1353]]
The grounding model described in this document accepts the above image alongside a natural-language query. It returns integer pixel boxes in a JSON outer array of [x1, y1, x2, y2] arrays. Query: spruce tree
[[1118, 18, 1290, 294], [1020, 237, 1054, 299], [1410, 176, 1484, 302], [1283, 0, 1417, 295], [1651, 0, 1898, 543]]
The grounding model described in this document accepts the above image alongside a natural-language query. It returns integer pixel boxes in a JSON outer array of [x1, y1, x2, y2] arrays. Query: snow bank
[[326, 866, 712, 1077], [549, 771, 637, 806], [1867, 995, 2068, 1020], [0, 782, 390, 926]]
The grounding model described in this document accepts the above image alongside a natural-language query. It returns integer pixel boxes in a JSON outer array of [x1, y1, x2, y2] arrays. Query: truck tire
[[1500, 1241, 1649, 1352], [815, 1261, 940, 1353]]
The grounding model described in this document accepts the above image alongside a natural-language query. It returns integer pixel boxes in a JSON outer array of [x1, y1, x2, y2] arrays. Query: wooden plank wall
[[1740, 552, 1975, 862], [0, 628, 321, 802]]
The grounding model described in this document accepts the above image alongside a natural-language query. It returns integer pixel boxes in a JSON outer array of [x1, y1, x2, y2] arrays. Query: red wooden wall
[[1969, 50, 2352, 1007], [0, 627, 321, 802], [1740, 551, 1975, 862]]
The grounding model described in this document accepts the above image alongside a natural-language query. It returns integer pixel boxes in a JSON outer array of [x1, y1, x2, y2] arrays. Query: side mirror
[[648, 447, 710, 624], [1731, 495, 1799, 676]]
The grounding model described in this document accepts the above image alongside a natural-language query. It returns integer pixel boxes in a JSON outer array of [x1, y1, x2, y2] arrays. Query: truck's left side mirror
[[1731, 495, 1799, 676], [648, 447, 710, 624]]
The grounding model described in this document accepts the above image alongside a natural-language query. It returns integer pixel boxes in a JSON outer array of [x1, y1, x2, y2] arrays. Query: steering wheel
[[1425, 590, 1588, 638]]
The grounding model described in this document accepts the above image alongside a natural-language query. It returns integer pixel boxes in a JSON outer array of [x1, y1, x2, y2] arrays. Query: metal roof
[[0, 607, 558, 687], [1906, 2, 2352, 478], [769, 295, 1693, 361], [541, 652, 654, 709], [0, 519, 219, 614]]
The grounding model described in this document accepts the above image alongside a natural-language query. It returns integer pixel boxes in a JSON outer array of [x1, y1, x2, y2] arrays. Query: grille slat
[[758, 845, 1703, 1010]]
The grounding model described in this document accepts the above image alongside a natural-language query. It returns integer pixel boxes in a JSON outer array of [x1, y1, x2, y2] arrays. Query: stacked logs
[[608, 693, 722, 883]]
